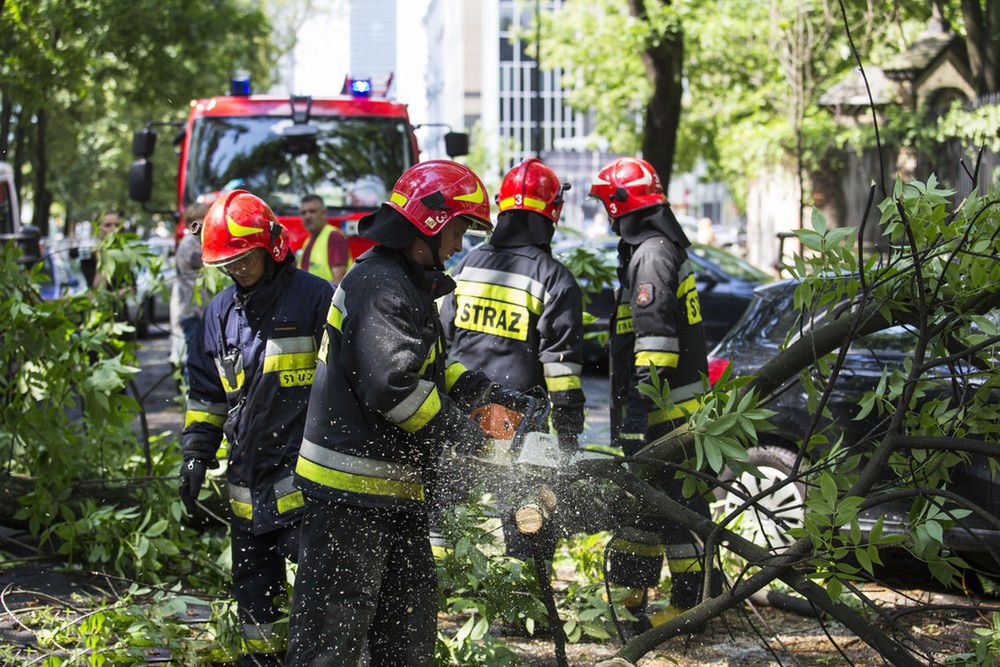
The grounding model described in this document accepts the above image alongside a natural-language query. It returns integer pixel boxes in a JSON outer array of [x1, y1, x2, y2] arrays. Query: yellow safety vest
[[298, 225, 351, 282]]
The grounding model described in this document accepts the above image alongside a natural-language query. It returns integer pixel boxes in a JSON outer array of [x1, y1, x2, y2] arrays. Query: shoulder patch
[[635, 282, 654, 307]]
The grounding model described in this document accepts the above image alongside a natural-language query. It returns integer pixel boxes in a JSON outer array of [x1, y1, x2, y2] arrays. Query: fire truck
[[128, 76, 468, 255]]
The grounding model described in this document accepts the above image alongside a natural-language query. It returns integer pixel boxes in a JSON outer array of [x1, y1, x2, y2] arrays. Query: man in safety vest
[[297, 193, 350, 284], [286, 161, 529, 666], [181, 191, 333, 665], [589, 157, 711, 631], [441, 158, 584, 453]]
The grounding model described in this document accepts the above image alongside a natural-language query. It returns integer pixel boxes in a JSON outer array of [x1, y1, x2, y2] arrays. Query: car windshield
[[690, 244, 769, 282], [185, 115, 412, 215]]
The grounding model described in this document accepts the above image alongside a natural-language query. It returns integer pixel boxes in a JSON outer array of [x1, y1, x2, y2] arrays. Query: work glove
[[451, 415, 488, 456], [179, 457, 215, 515]]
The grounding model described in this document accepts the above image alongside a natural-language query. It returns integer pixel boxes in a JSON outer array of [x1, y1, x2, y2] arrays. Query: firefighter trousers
[[231, 519, 298, 666], [286, 498, 437, 667]]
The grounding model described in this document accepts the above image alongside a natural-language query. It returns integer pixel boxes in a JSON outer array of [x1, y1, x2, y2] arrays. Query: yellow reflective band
[[318, 330, 330, 364], [454, 295, 529, 341], [616, 303, 632, 319], [398, 387, 441, 433], [676, 273, 696, 297], [445, 362, 468, 392], [453, 181, 484, 203], [295, 457, 425, 501], [635, 351, 679, 368], [419, 342, 438, 376], [219, 369, 245, 394], [276, 490, 304, 514], [648, 397, 702, 426], [498, 195, 547, 212], [184, 410, 225, 428], [242, 637, 287, 654], [609, 538, 665, 558], [431, 545, 453, 559], [389, 191, 408, 207], [263, 351, 317, 374], [230, 499, 253, 520], [455, 281, 543, 316], [544, 375, 581, 392], [668, 557, 703, 573], [327, 304, 344, 331], [616, 318, 634, 335]]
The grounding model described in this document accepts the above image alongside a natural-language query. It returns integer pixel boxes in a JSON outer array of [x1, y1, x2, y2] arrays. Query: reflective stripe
[[665, 544, 701, 559], [498, 195, 547, 212], [327, 287, 347, 331], [615, 303, 632, 319], [635, 351, 679, 368], [389, 191, 408, 207], [445, 360, 468, 392], [242, 622, 286, 654], [187, 399, 227, 415], [296, 457, 424, 501], [619, 432, 644, 441], [634, 336, 679, 353], [229, 484, 253, 520], [184, 410, 226, 428], [419, 340, 440, 376], [668, 557, 703, 573], [398, 387, 441, 433], [217, 367, 245, 393], [667, 381, 703, 403], [299, 438, 423, 483], [545, 375, 581, 392], [648, 397, 702, 426], [385, 380, 435, 425], [274, 476, 303, 514], [543, 362, 582, 377], [265, 336, 316, 356], [263, 351, 317, 374], [677, 272, 696, 297], [457, 266, 550, 304], [454, 280, 544, 316], [609, 537, 665, 558]]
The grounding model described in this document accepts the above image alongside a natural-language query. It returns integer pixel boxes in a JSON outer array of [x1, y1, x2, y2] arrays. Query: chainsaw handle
[[510, 387, 550, 455]]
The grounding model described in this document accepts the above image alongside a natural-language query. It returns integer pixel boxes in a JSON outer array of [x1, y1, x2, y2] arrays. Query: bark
[[0, 98, 11, 162], [30, 109, 51, 234], [12, 108, 26, 204], [627, 0, 683, 188], [961, 0, 999, 94]]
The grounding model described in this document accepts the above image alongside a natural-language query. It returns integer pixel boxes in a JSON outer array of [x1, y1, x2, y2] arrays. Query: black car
[[710, 279, 1000, 575], [557, 238, 770, 364]]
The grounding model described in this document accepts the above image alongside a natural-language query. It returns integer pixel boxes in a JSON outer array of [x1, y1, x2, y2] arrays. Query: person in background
[[297, 194, 350, 284], [169, 202, 210, 379], [81, 209, 123, 288]]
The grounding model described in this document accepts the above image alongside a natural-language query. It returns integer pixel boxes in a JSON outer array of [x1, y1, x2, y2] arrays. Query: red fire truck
[[128, 76, 468, 256]]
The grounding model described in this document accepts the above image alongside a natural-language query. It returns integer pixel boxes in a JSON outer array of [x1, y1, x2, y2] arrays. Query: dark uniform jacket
[[610, 206, 709, 447], [440, 236, 585, 437], [294, 246, 491, 509], [183, 260, 334, 534]]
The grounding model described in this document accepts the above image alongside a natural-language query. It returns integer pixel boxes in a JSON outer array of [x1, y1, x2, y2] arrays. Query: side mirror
[[132, 128, 158, 158], [444, 131, 470, 158], [129, 159, 154, 203]]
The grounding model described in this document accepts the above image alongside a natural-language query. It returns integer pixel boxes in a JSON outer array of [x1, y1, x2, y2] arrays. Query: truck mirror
[[129, 159, 154, 203], [132, 128, 158, 158], [444, 131, 470, 158]]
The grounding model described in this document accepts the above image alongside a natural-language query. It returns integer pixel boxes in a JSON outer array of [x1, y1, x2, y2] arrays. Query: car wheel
[[713, 445, 806, 552]]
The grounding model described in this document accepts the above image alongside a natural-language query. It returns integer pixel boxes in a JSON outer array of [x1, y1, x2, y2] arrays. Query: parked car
[[710, 279, 1000, 575], [555, 237, 770, 364], [38, 252, 87, 300]]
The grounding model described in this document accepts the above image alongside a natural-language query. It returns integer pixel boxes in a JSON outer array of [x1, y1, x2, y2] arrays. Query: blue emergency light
[[349, 78, 372, 98], [231, 75, 251, 96]]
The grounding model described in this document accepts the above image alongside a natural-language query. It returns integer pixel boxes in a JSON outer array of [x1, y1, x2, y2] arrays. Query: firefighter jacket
[[294, 245, 493, 510], [440, 236, 586, 437], [183, 260, 334, 534], [610, 205, 709, 445]]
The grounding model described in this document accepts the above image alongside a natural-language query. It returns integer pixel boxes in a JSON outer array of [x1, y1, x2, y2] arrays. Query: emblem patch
[[635, 282, 654, 307]]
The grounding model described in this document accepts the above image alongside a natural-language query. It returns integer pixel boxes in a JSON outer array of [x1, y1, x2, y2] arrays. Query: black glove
[[179, 457, 213, 515], [452, 416, 487, 456]]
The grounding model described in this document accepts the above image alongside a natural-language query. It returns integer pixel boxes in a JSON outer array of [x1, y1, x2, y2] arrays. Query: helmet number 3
[[609, 202, 618, 214]]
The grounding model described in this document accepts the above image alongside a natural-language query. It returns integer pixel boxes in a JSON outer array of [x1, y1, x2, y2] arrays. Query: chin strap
[[424, 233, 446, 272]]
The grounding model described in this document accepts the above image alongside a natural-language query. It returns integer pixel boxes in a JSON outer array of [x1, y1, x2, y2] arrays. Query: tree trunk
[[0, 98, 11, 161], [12, 108, 27, 204], [31, 109, 51, 235], [961, 0, 999, 94], [627, 0, 683, 189]]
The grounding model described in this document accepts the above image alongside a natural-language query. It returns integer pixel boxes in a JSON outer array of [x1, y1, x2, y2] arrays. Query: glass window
[[690, 244, 770, 282], [185, 115, 412, 216]]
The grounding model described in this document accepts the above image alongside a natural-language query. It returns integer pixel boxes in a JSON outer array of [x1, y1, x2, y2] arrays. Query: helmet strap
[[425, 233, 446, 272]]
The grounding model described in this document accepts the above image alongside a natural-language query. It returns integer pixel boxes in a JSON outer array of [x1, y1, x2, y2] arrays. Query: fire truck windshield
[[185, 115, 412, 214]]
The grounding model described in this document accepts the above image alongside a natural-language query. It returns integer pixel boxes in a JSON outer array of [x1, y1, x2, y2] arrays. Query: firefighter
[[441, 157, 584, 452], [286, 160, 529, 666], [297, 193, 351, 284], [180, 190, 333, 666], [589, 157, 710, 631]]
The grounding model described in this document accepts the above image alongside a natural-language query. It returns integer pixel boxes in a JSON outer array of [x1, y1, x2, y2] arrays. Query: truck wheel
[[713, 445, 806, 552]]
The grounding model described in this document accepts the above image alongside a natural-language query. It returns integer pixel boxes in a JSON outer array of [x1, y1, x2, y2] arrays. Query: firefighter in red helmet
[[590, 157, 712, 631], [181, 190, 333, 665], [287, 161, 529, 666]]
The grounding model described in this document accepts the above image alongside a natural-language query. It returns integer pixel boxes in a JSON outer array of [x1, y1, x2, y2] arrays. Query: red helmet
[[496, 158, 567, 223], [386, 160, 493, 236], [588, 157, 666, 218], [200, 190, 290, 266]]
